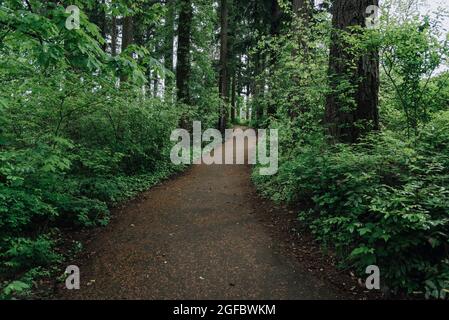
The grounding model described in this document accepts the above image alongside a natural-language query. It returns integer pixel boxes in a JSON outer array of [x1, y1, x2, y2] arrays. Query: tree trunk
[[271, 0, 281, 37], [87, 0, 107, 51], [325, 0, 380, 143], [253, 52, 265, 122], [176, 0, 193, 105], [152, 44, 160, 98], [231, 72, 236, 123], [153, 75, 159, 97], [111, 16, 118, 56], [246, 83, 251, 121], [164, 0, 175, 101], [122, 15, 134, 53], [120, 15, 134, 82], [236, 60, 243, 120], [218, 0, 229, 133], [267, 0, 281, 117]]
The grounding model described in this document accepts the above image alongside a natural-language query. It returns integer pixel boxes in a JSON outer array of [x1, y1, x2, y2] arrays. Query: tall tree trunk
[[267, 0, 281, 117], [111, 15, 118, 56], [152, 39, 160, 97], [122, 15, 134, 52], [325, 0, 380, 143], [253, 52, 265, 122], [120, 15, 134, 82], [153, 74, 159, 97], [176, 0, 193, 105], [87, 0, 107, 51], [164, 0, 175, 101], [99, 1, 107, 51], [236, 58, 243, 120], [271, 0, 281, 37], [218, 0, 229, 133], [231, 72, 236, 123], [250, 53, 258, 121], [246, 83, 251, 121]]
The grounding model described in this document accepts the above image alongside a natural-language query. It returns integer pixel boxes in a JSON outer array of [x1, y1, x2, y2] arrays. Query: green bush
[[253, 112, 449, 298], [0, 65, 188, 296]]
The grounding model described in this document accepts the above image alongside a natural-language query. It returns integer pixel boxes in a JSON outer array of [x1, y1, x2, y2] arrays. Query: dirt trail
[[60, 130, 347, 300]]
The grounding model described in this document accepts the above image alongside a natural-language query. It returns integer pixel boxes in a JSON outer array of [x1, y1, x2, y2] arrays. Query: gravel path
[[60, 130, 347, 299]]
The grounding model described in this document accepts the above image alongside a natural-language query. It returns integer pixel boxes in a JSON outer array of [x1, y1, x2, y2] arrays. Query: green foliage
[[253, 3, 449, 299], [1, 280, 31, 299], [378, 8, 449, 136], [1, 236, 61, 272], [0, 0, 192, 298], [254, 112, 449, 298], [2, 0, 448, 301]]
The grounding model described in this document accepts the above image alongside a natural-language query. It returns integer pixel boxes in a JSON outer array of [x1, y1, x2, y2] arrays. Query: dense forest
[[1, 0, 449, 299]]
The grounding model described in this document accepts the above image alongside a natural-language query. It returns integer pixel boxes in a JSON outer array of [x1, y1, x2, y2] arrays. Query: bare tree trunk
[[176, 0, 193, 105], [325, 0, 380, 143], [87, 0, 107, 51], [267, 0, 281, 117], [153, 77, 159, 97], [271, 0, 281, 37], [246, 83, 251, 121], [236, 59, 243, 120], [253, 53, 265, 122], [218, 0, 229, 133], [120, 15, 134, 82], [250, 53, 258, 122], [111, 15, 118, 56], [231, 72, 236, 123], [122, 15, 134, 53], [164, 0, 175, 101]]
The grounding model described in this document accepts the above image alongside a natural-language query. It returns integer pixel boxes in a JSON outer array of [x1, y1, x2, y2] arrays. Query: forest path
[[59, 129, 346, 300]]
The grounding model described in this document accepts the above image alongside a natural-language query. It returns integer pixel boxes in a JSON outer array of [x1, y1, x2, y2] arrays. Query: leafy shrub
[[0, 66, 187, 296], [1, 236, 61, 273], [253, 112, 449, 298]]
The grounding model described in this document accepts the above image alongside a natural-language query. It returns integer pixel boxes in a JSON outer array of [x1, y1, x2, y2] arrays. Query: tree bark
[[87, 0, 107, 51], [267, 0, 281, 117], [218, 0, 229, 133], [164, 0, 175, 101], [325, 0, 380, 143], [122, 15, 134, 53], [252, 52, 264, 122], [152, 42, 160, 97], [111, 15, 118, 56], [120, 15, 134, 83], [231, 72, 236, 123], [246, 83, 251, 121], [176, 0, 193, 105], [271, 0, 281, 37]]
